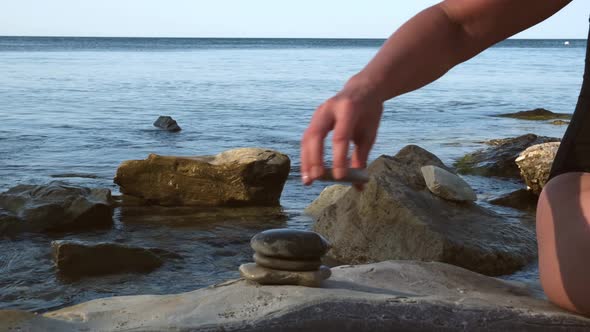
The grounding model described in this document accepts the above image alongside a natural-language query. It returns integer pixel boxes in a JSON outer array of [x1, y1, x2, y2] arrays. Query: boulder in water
[[516, 142, 560, 195], [153, 115, 181, 132], [497, 108, 571, 121], [114, 148, 290, 206], [454, 134, 560, 178], [0, 183, 113, 235]]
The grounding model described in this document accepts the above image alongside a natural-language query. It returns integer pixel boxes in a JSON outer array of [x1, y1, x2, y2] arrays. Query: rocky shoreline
[[0, 109, 587, 330]]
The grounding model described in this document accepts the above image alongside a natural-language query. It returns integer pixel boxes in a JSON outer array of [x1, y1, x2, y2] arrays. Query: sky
[[1, 0, 589, 39]]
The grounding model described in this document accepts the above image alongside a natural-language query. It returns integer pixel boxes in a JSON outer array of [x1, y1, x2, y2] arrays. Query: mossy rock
[[496, 108, 571, 121]]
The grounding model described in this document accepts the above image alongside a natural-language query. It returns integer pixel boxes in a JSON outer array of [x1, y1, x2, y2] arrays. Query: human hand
[[301, 76, 384, 189]]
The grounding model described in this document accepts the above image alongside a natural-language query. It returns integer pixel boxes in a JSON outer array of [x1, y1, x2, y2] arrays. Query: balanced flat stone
[[253, 253, 322, 271], [239, 263, 331, 287], [250, 228, 331, 259], [421, 165, 477, 202]]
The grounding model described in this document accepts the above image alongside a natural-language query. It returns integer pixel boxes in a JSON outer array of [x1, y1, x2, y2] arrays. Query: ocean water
[[0, 37, 586, 312]]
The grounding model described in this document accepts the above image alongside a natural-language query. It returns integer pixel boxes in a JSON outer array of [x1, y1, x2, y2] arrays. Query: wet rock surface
[[250, 229, 331, 259], [153, 115, 181, 132], [313, 145, 537, 276], [0, 183, 113, 235], [239, 263, 331, 287], [114, 148, 290, 206], [421, 165, 477, 202], [4, 261, 590, 331], [253, 253, 322, 271], [455, 134, 560, 178], [497, 108, 572, 121], [52, 241, 179, 278], [516, 142, 560, 195], [489, 189, 539, 211]]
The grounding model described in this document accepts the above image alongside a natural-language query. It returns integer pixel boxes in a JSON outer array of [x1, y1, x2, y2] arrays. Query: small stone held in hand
[[318, 168, 369, 184]]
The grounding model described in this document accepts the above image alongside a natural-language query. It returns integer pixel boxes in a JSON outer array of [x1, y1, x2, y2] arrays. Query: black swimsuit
[[549, 20, 590, 179]]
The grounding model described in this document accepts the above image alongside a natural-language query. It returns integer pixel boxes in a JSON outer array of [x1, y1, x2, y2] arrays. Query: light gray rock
[[52, 241, 180, 278], [114, 148, 291, 206], [516, 142, 560, 195], [3, 261, 589, 331], [153, 115, 181, 132], [0, 182, 113, 235], [313, 145, 537, 276], [304, 184, 350, 218], [421, 165, 477, 201], [253, 253, 322, 271], [239, 263, 331, 287], [251, 228, 331, 259]]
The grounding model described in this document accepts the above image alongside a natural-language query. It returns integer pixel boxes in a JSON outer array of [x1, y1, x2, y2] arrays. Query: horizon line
[[0, 35, 587, 40]]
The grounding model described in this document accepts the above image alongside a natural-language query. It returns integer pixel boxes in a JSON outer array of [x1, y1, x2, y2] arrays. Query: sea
[[0, 37, 586, 312]]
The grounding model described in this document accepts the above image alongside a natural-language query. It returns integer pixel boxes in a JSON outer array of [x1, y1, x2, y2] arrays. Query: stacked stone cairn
[[239, 229, 332, 287]]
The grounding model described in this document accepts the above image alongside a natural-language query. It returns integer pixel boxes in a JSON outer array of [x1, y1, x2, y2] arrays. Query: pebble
[[239, 263, 331, 287], [250, 229, 331, 259], [253, 253, 322, 271]]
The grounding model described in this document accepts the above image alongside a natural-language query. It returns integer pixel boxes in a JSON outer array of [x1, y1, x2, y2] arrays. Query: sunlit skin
[[301, 0, 590, 316]]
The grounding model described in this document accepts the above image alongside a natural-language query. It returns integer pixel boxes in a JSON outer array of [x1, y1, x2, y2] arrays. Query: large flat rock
[[2, 261, 589, 331], [114, 148, 290, 206]]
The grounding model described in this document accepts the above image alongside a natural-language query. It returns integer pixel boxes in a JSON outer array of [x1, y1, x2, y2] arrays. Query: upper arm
[[439, 0, 572, 49]]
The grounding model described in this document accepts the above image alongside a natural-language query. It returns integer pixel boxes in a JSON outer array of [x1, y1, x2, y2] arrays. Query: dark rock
[[251, 229, 331, 259], [313, 145, 537, 276], [253, 253, 322, 271], [497, 108, 572, 121], [51, 241, 176, 278], [455, 134, 560, 178], [489, 189, 539, 211], [239, 263, 331, 287], [516, 142, 560, 195], [0, 183, 113, 235], [153, 116, 181, 132], [114, 148, 290, 207]]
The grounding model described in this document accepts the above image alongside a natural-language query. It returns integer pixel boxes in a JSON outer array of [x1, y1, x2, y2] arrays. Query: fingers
[[301, 105, 334, 185], [351, 140, 372, 191], [331, 114, 354, 180]]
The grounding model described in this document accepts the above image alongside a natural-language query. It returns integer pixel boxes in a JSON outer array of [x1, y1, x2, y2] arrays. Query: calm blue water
[[0, 37, 586, 312]]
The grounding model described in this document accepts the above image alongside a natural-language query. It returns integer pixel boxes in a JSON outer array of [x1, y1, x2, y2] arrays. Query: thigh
[[537, 172, 590, 316]]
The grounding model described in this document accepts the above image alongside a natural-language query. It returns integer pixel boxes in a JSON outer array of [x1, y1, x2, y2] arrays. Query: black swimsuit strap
[[549, 20, 590, 179]]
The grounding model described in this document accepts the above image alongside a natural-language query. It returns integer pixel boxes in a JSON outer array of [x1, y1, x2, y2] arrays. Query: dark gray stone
[[253, 253, 322, 271], [251, 229, 331, 259], [239, 263, 331, 287], [52, 241, 178, 278], [0, 182, 113, 235], [153, 116, 181, 132]]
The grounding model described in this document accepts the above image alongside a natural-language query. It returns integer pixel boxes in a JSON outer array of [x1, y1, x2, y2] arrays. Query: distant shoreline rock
[[496, 108, 571, 121]]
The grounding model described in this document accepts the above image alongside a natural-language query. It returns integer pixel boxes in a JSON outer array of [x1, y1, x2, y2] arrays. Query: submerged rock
[[6, 261, 590, 331], [239, 263, 331, 287], [304, 185, 350, 218], [313, 145, 536, 276], [153, 115, 181, 132], [497, 108, 572, 121], [551, 119, 570, 126], [0, 183, 113, 235], [489, 189, 539, 211], [455, 134, 560, 178], [516, 142, 560, 195], [250, 229, 331, 259], [114, 148, 290, 206], [253, 253, 322, 271], [421, 165, 476, 202], [52, 241, 178, 278]]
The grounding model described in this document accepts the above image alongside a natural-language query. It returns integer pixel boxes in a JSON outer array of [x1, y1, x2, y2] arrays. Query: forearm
[[351, 0, 571, 102]]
